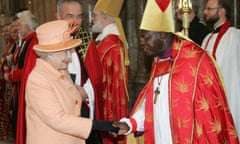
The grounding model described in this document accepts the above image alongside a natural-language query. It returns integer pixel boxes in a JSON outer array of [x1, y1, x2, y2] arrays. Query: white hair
[[17, 10, 39, 31]]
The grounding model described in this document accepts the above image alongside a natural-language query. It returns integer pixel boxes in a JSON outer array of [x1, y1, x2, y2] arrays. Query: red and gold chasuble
[[130, 37, 239, 143], [96, 34, 129, 144]]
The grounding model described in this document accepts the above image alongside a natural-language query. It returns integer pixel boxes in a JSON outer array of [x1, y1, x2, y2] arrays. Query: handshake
[[92, 120, 130, 137]]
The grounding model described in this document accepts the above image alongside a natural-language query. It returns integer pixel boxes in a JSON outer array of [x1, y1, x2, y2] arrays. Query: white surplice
[[121, 74, 173, 143]]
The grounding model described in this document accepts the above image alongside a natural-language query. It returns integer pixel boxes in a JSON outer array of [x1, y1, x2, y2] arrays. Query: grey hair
[[101, 12, 115, 23], [57, 0, 82, 15], [17, 10, 39, 31]]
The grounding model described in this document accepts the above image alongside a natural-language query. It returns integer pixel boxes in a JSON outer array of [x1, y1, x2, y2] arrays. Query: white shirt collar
[[95, 23, 120, 41]]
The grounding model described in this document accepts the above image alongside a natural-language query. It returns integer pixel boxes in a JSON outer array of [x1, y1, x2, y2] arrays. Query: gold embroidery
[[185, 138, 191, 144], [184, 47, 198, 58], [189, 65, 197, 77], [173, 135, 180, 144], [173, 39, 181, 50], [201, 70, 213, 87], [196, 121, 203, 137], [107, 74, 112, 85], [175, 80, 189, 93], [171, 61, 182, 74], [103, 90, 107, 100], [103, 73, 106, 82], [177, 116, 190, 128], [118, 72, 123, 80], [114, 79, 120, 88], [106, 56, 112, 67], [114, 63, 119, 72], [213, 94, 223, 110], [197, 94, 209, 112], [209, 118, 222, 134], [228, 124, 238, 138]]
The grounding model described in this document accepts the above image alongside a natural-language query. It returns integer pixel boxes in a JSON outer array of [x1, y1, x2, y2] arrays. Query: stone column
[[122, 0, 150, 110]]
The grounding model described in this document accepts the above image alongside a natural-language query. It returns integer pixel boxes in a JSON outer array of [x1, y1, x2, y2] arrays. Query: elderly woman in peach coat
[[25, 20, 118, 144]]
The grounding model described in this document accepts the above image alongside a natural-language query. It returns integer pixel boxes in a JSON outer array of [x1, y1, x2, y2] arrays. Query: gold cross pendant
[[154, 87, 160, 104]]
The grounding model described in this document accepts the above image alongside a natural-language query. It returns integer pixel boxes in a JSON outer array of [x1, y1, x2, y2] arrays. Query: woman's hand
[[77, 86, 88, 100]]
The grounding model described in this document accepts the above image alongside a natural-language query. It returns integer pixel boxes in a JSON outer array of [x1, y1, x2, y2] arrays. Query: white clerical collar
[[95, 23, 120, 41], [214, 21, 225, 31]]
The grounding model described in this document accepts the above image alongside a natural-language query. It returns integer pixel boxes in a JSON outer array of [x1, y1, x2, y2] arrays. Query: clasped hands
[[92, 121, 129, 138], [110, 122, 130, 138]]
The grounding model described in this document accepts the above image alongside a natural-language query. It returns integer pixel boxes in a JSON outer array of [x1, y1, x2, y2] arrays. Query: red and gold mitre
[[140, 0, 175, 32]]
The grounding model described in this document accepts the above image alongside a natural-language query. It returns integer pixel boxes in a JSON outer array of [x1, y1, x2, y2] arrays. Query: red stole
[[82, 38, 103, 118], [83, 38, 102, 89], [136, 58, 172, 144], [204, 20, 230, 59]]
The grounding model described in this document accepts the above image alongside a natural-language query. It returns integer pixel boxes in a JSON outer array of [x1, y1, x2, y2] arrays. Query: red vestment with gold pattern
[[130, 37, 239, 143], [96, 34, 129, 144]]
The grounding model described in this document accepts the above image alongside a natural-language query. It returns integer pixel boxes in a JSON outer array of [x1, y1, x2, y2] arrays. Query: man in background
[[91, 0, 129, 143], [176, 0, 210, 45], [201, 0, 240, 136], [56, 0, 89, 91]]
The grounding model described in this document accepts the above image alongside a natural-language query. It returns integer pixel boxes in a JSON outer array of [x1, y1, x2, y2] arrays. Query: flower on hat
[[34, 20, 81, 52]]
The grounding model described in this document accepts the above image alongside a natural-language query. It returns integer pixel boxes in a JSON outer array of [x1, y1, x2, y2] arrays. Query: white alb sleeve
[[120, 99, 146, 135], [83, 79, 94, 119]]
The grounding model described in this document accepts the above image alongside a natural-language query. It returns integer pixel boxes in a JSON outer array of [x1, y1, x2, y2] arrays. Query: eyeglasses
[[204, 7, 222, 11]]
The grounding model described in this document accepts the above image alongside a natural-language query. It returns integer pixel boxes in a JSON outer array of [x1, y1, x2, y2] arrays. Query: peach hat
[[34, 20, 81, 52]]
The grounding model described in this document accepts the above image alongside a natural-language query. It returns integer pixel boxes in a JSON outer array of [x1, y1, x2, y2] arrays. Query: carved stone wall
[[122, 0, 150, 109]]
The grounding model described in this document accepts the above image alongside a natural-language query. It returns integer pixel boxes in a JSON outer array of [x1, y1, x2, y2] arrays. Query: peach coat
[[25, 59, 92, 144]]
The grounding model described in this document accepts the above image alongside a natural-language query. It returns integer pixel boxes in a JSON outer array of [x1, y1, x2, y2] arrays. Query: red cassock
[[96, 34, 129, 144]]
